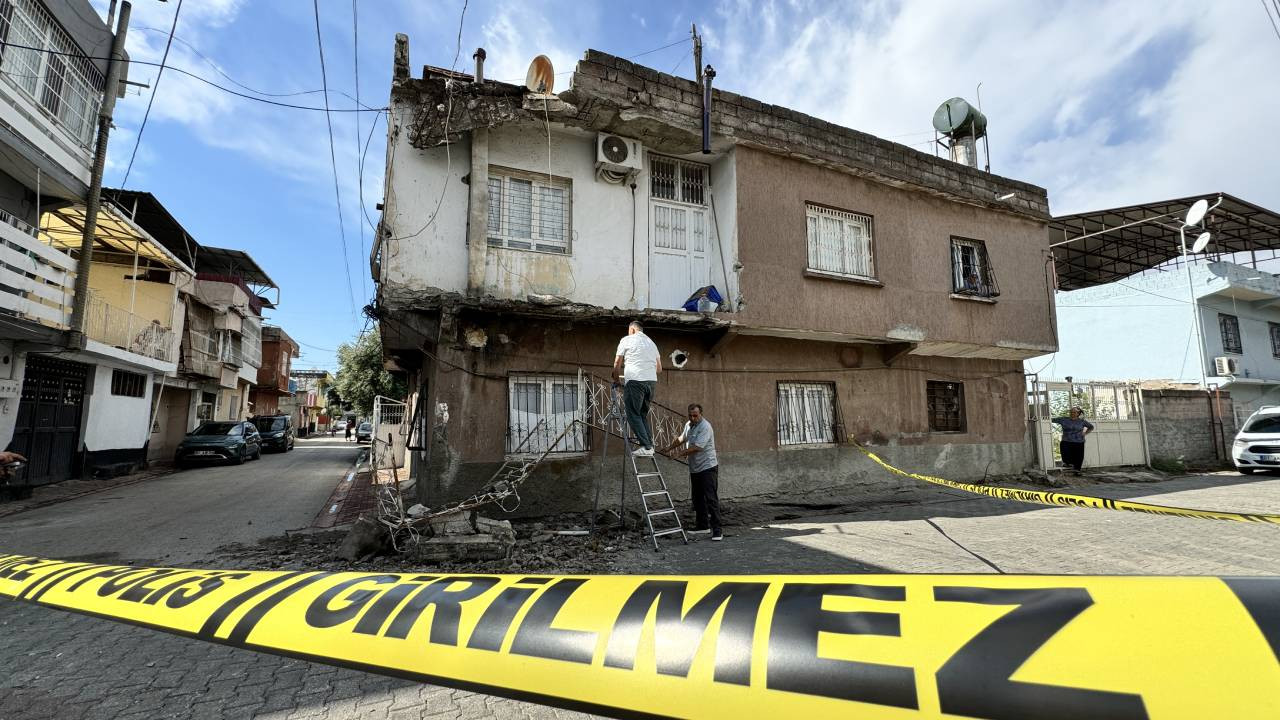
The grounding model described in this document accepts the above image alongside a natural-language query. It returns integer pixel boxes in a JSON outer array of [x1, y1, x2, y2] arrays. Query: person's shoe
[[688, 528, 711, 535], [632, 447, 655, 457], [711, 532, 723, 541]]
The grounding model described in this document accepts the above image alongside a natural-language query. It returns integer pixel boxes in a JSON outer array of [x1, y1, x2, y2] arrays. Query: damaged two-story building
[[372, 38, 1058, 513]]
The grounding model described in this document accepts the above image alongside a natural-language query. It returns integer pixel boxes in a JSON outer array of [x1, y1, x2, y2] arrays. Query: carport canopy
[[1049, 193, 1280, 291]]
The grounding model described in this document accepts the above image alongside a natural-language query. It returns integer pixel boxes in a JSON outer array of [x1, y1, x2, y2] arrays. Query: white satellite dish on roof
[[1185, 198, 1209, 227], [1191, 231, 1212, 253], [525, 55, 554, 94]]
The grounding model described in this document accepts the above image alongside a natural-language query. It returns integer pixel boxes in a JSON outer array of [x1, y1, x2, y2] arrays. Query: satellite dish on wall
[[525, 55, 554, 94], [1185, 199, 1209, 227], [1191, 232, 1212, 253]]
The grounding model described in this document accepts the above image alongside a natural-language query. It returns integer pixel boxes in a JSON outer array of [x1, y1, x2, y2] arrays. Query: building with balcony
[[251, 325, 299, 416], [372, 42, 1057, 511], [288, 369, 331, 436]]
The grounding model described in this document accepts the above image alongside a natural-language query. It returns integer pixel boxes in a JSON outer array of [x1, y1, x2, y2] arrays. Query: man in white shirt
[[612, 321, 661, 456]]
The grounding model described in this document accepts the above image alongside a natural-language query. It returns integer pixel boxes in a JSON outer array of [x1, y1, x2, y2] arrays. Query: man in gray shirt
[[663, 403, 721, 541]]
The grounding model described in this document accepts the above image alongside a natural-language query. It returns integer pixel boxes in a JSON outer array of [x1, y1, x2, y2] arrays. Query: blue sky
[[87, 0, 1280, 371]]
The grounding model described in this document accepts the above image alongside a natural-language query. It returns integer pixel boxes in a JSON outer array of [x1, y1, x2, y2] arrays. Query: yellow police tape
[[2, 553, 1279, 719], [853, 443, 1280, 525]]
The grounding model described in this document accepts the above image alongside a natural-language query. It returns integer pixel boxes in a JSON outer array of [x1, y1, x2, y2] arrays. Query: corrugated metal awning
[[40, 202, 194, 274]]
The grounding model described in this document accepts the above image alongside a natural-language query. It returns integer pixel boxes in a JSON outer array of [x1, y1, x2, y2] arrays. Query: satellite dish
[[1184, 199, 1209, 227], [1191, 232, 1212, 253], [525, 55, 554, 94]]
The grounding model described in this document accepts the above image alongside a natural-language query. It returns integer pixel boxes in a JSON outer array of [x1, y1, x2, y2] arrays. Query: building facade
[[251, 326, 299, 416], [373, 42, 1057, 511]]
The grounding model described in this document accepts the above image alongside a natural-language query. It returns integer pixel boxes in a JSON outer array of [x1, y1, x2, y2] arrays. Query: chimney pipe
[[472, 48, 486, 83], [702, 65, 715, 154]]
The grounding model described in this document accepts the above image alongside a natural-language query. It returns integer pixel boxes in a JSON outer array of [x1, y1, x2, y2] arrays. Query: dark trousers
[[1061, 440, 1085, 471], [624, 380, 656, 448], [690, 466, 721, 533]]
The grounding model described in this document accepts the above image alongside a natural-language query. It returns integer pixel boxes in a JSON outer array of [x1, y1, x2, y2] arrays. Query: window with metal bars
[[805, 205, 875, 279], [507, 374, 589, 454], [1220, 314, 1242, 354], [110, 369, 146, 398], [650, 155, 707, 206], [486, 166, 571, 254], [926, 380, 965, 432], [777, 382, 839, 446], [950, 237, 1000, 298]]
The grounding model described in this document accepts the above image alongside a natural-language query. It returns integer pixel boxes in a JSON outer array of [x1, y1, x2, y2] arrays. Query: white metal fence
[[83, 290, 175, 362], [1027, 380, 1148, 470], [372, 395, 407, 471]]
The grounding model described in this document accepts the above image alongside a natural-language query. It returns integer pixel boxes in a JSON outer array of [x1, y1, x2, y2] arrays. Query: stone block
[[409, 533, 515, 562]]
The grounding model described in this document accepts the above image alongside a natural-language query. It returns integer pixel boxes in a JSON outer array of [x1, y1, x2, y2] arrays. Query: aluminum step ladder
[[630, 451, 688, 551]]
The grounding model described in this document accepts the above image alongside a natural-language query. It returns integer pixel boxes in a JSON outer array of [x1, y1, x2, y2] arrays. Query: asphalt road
[[0, 436, 359, 565]]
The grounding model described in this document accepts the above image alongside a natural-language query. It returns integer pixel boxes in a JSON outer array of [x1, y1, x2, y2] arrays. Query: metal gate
[[9, 355, 88, 485], [1027, 380, 1149, 470], [371, 395, 406, 471]]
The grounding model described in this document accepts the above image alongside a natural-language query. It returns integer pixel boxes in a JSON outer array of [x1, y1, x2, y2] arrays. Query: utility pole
[[68, 1, 131, 348], [692, 24, 703, 89]]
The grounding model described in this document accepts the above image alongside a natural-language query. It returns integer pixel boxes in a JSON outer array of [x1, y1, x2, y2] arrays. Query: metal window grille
[[0, 0, 105, 148], [805, 205, 874, 279], [927, 380, 966, 432], [1219, 314, 1242, 354], [777, 382, 838, 446], [650, 155, 707, 206], [506, 373, 590, 454], [486, 167, 571, 254], [1271, 323, 1280, 358], [110, 369, 146, 398], [240, 316, 262, 368], [951, 237, 1000, 298]]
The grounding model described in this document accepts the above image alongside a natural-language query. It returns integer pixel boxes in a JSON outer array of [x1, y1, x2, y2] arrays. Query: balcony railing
[[0, 207, 75, 329], [83, 290, 175, 363], [182, 329, 221, 378]]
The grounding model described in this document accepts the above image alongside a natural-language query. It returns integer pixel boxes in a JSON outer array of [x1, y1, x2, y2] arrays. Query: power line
[[121, 0, 183, 186], [359, 110, 383, 232], [353, 0, 367, 304], [0, 39, 384, 112], [312, 0, 357, 317], [1263, 0, 1280, 41]]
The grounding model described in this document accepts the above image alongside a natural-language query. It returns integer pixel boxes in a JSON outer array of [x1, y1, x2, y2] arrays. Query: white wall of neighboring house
[[380, 109, 739, 311], [0, 342, 27, 448], [82, 363, 155, 452]]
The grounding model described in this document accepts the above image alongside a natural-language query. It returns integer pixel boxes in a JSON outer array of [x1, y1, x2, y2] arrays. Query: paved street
[[2, 467, 1279, 719]]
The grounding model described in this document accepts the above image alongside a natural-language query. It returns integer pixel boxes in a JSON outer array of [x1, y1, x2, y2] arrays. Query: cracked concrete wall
[[417, 316, 1029, 514]]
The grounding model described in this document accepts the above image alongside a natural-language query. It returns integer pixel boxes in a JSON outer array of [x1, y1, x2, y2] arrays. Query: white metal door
[[1028, 381, 1148, 470], [650, 200, 709, 310]]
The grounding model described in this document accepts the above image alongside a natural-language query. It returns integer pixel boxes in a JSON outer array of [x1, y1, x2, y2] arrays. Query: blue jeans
[[624, 381, 656, 449]]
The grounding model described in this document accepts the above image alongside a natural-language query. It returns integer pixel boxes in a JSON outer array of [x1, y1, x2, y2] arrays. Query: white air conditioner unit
[[596, 134, 643, 173], [1214, 356, 1239, 376]]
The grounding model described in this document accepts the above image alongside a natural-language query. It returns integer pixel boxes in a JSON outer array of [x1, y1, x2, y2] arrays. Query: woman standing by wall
[[1053, 407, 1095, 474]]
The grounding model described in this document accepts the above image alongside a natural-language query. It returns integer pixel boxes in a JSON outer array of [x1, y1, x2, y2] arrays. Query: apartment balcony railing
[[83, 290, 176, 363], [181, 330, 221, 378], [0, 207, 75, 330]]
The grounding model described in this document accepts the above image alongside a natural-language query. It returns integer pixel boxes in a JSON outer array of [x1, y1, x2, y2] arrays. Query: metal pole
[[1182, 226, 1209, 388], [68, 2, 131, 347]]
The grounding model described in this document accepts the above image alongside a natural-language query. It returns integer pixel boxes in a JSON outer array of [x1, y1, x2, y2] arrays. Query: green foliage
[[334, 330, 406, 416]]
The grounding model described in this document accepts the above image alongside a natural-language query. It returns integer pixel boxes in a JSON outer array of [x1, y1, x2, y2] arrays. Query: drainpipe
[[68, 2, 131, 349], [701, 65, 715, 154], [472, 48, 485, 83]]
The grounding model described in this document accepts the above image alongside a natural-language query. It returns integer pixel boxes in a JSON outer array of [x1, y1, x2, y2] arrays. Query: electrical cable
[[358, 110, 384, 232], [1262, 0, 1280, 41], [311, 0, 357, 317], [353, 0, 367, 305], [121, 0, 183, 187], [0, 40, 385, 113]]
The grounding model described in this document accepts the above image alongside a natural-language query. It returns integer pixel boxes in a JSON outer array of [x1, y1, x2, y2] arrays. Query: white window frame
[[507, 374, 587, 454], [805, 205, 875, 280], [487, 166, 572, 255], [777, 382, 838, 446]]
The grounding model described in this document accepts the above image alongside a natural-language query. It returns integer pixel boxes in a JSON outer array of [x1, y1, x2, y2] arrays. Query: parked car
[[1232, 407, 1280, 474], [175, 421, 262, 467], [251, 414, 295, 452], [355, 422, 373, 442], [335, 420, 348, 432]]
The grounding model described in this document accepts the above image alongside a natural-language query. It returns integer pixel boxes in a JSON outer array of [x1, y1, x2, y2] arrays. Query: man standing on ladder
[[612, 321, 662, 457], [664, 403, 722, 541]]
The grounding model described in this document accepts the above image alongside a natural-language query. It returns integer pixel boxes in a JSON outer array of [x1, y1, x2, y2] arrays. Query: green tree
[[334, 331, 406, 416]]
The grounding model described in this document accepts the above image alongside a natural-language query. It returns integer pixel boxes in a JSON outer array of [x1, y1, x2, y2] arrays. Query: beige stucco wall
[[87, 262, 176, 326], [731, 146, 1057, 356]]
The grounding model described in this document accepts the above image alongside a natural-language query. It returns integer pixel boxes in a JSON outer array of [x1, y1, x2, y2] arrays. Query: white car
[[1231, 407, 1280, 474]]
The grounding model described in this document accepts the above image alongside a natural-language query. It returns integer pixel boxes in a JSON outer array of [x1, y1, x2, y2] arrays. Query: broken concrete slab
[[408, 533, 514, 563]]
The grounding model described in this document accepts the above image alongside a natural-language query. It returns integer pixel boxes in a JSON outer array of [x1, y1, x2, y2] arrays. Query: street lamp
[[1180, 196, 1223, 387]]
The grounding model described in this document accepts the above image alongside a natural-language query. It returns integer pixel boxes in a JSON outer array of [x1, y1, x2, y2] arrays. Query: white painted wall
[[82, 362, 155, 452], [380, 109, 739, 312], [0, 341, 26, 449]]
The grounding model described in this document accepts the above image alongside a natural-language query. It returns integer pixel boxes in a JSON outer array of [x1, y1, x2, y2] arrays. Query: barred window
[[951, 237, 999, 298], [650, 155, 706, 205], [777, 382, 838, 446], [1220, 314, 1242, 354], [487, 167, 571, 254], [507, 374, 587, 454], [110, 369, 146, 398], [805, 204, 874, 279], [927, 380, 965, 432]]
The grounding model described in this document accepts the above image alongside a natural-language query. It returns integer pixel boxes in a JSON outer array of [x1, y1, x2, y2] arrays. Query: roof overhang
[[41, 202, 195, 274], [1049, 193, 1280, 291]]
